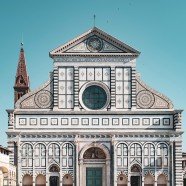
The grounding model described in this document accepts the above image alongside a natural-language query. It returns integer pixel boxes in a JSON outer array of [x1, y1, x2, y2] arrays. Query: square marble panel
[[30, 118, 37, 125], [153, 118, 160, 125], [82, 118, 89, 125], [102, 118, 109, 125], [40, 118, 48, 125], [61, 118, 68, 125], [19, 118, 26, 125], [132, 118, 140, 125], [51, 118, 58, 125], [71, 118, 79, 125], [163, 118, 170, 125]]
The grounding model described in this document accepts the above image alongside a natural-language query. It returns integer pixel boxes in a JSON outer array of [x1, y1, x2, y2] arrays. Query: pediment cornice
[[50, 27, 140, 57]]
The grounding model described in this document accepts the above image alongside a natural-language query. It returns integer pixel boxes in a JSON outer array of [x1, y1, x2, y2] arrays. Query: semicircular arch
[[79, 143, 110, 160]]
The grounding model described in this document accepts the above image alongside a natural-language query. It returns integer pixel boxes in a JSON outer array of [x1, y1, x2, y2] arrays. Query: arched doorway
[[35, 174, 46, 186], [49, 164, 60, 186], [144, 174, 154, 186], [62, 174, 73, 186], [117, 174, 128, 186], [79, 144, 110, 186], [22, 174, 33, 186], [130, 164, 142, 186], [157, 174, 167, 186]]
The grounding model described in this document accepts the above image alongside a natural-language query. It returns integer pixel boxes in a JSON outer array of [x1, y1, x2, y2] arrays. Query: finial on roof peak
[[20, 42, 24, 51], [93, 14, 96, 27]]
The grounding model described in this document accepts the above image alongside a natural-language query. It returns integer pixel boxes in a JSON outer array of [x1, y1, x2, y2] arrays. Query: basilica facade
[[7, 27, 183, 186]]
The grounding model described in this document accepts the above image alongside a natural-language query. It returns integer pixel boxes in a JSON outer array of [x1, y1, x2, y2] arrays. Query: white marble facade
[[7, 27, 183, 186]]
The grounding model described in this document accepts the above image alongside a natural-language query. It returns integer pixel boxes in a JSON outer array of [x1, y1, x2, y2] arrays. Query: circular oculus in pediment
[[79, 82, 110, 110], [86, 36, 103, 52]]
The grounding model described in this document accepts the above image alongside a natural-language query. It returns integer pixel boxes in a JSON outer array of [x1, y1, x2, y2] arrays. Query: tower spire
[[14, 43, 30, 104]]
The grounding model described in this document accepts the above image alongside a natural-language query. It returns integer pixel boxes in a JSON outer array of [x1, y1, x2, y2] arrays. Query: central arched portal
[[49, 164, 60, 186], [79, 144, 110, 186], [130, 164, 142, 186]]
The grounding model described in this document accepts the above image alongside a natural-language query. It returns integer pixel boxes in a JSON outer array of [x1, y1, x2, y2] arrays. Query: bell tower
[[14, 43, 30, 104]]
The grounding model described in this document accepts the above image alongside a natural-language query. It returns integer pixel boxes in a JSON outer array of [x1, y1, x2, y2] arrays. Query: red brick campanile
[[14, 43, 30, 104]]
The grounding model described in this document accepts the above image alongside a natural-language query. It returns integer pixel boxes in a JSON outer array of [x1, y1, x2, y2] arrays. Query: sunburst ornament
[[86, 36, 103, 52]]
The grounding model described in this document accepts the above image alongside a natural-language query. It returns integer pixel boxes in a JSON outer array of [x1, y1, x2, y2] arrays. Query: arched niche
[[49, 164, 60, 172], [131, 164, 142, 173], [22, 174, 33, 186], [79, 143, 110, 160], [117, 174, 128, 186], [35, 174, 46, 186], [157, 174, 167, 186], [83, 147, 106, 159], [62, 174, 73, 186], [144, 174, 154, 186]]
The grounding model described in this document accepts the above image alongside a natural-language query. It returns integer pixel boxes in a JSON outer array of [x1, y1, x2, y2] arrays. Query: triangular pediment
[[50, 27, 140, 57]]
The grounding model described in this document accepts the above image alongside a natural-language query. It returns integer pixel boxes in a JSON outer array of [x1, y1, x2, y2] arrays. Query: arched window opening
[[157, 174, 167, 186], [48, 144, 60, 163], [35, 144, 46, 167], [117, 174, 128, 186], [35, 174, 46, 186], [62, 143, 74, 168], [130, 143, 142, 163], [22, 174, 33, 186], [83, 147, 106, 159], [22, 144, 33, 167], [144, 174, 154, 186], [62, 174, 73, 186], [156, 143, 168, 168], [117, 143, 128, 167], [144, 143, 155, 167]]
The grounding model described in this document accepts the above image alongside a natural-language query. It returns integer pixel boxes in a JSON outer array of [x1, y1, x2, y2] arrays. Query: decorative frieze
[[16, 114, 173, 129]]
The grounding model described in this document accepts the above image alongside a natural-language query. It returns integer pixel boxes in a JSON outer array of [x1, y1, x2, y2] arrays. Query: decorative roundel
[[34, 90, 53, 108], [86, 36, 103, 52], [137, 90, 155, 108]]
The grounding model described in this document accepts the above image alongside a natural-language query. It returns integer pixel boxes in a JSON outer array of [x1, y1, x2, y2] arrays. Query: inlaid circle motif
[[137, 90, 155, 108], [34, 90, 53, 108], [86, 36, 103, 52]]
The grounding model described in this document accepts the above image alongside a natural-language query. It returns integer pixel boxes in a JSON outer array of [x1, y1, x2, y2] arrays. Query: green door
[[86, 168, 102, 186]]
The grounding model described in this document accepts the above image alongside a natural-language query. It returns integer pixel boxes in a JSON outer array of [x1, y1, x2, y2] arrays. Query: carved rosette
[[34, 90, 53, 108], [86, 36, 103, 52], [137, 90, 155, 109]]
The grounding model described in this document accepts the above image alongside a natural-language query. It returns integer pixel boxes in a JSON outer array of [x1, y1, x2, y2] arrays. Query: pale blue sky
[[0, 0, 186, 150]]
